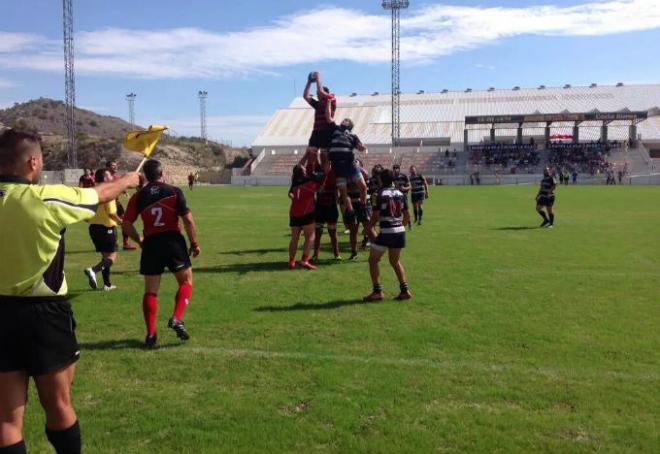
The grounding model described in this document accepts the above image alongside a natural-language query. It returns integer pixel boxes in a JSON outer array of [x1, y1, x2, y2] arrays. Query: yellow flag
[[123, 125, 168, 157]]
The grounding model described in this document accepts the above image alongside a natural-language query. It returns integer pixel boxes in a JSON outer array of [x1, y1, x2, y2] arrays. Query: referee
[[0, 129, 139, 454]]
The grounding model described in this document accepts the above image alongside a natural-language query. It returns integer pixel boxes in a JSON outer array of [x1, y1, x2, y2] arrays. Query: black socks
[[0, 441, 26, 454], [373, 283, 383, 293], [46, 420, 81, 454], [400, 282, 409, 293], [549, 213, 555, 225], [418, 208, 423, 222], [92, 257, 112, 273], [537, 210, 549, 222], [101, 265, 112, 287]]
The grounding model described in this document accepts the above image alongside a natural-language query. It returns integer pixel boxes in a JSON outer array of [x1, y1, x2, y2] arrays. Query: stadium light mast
[[382, 0, 409, 148], [198, 90, 208, 142], [126, 93, 137, 128], [62, 0, 77, 168]]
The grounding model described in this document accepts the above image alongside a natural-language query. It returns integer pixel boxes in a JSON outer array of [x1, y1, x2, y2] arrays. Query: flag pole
[[136, 157, 148, 173]]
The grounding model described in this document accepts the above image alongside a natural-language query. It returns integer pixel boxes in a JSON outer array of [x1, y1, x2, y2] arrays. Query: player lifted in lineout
[[299, 71, 336, 173], [536, 166, 557, 228], [122, 159, 201, 349], [363, 169, 412, 302]]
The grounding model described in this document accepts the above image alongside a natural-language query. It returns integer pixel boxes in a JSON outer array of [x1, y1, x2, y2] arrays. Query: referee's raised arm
[[0, 128, 138, 454]]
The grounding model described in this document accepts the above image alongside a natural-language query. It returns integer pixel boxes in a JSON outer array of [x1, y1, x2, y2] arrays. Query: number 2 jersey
[[123, 182, 190, 238], [375, 185, 406, 234]]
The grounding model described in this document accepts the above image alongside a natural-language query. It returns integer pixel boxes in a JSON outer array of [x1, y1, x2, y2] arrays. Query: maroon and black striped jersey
[[307, 93, 336, 132], [124, 182, 190, 237]]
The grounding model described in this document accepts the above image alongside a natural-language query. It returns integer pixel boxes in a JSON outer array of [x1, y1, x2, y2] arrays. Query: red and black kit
[[124, 182, 192, 275]]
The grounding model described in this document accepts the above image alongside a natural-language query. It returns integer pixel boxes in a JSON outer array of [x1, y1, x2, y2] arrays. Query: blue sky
[[1, 0, 659, 145]]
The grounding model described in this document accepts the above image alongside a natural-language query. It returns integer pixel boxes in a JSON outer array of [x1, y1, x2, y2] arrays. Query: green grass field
[[22, 185, 660, 453]]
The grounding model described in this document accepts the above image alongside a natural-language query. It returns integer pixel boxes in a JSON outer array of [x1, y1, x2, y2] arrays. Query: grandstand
[[240, 84, 660, 185]]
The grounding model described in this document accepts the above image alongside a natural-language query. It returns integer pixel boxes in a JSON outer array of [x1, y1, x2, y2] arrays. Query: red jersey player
[[288, 165, 322, 270], [299, 71, 336, 173], [122, 159, 201, 349]]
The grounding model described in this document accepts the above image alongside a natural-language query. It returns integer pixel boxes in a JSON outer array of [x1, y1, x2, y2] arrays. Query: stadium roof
[[252, 84, 660, 147]]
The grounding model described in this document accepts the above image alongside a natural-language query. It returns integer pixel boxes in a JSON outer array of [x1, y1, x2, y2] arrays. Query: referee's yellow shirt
[[87, 200, 118, 228], [0, 176, 98, 298]]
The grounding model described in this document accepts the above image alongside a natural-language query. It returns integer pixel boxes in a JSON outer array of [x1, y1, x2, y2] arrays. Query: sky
[[1, 0, 659, 146]]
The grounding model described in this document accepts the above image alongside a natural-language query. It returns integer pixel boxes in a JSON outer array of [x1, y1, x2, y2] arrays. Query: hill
[[0, 99, 249, 182]]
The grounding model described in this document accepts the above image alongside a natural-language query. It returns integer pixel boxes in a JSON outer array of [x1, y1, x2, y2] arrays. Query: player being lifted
[[409, 165, 429, 226], [122, 159, 201, 349], [393, 164, 412, 230], [299, 71, 336, 173], [536, 166, 557, 228], [343, 162, 372, 261], [312, 169, 341, 262], [363, 169, 412, 302], [288, 165, 323, 270], [327, 117, 368, 219]]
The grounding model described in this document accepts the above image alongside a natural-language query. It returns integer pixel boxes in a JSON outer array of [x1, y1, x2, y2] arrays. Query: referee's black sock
[[549, 213, 555, 225], [102, 263, 112, 287], [537, 210, 549, 222], [0, 440, 26, 454], [92, 257, 112, 273], [45, 420, 81, 454]]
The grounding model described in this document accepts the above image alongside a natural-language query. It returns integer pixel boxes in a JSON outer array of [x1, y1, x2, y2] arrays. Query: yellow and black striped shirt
[[0, 176, 98, 299]]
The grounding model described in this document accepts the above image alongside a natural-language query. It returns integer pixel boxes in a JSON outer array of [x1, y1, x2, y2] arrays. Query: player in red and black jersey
[[122, 159, 201, 349], [78, 168, 95, 188], [312, 169, 341, 262], [106, 160, 138, 250], [288, 165, 322, 270], [299, 71, 336, 173]]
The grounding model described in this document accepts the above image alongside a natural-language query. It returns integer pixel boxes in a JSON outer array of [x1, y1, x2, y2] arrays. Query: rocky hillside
[[0, 98, 250, 183]]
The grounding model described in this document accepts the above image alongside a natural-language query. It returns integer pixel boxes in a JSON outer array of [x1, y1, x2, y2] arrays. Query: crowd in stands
[[469, 143, 541, 173], [546, 140, 617, 175]]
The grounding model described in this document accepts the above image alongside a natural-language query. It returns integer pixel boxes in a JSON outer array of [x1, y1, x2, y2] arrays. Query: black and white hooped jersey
[[376, 186, 405, 234], [538, 175, 556, 196], [410, 174, 426, 195]]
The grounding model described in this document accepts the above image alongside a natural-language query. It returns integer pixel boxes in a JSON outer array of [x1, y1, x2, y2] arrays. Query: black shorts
[[140, 232, 192, 275], [89, 224, 118, 253], [290, 212, 315, 228], [0, 298, 79, 376], [411, 192, 425, 204], [315, 204, 339, 225], [343, 202, 371, 225], [537, 195, 555, 207], [372, 232, 406, 251], [308, 129, 333, 149]]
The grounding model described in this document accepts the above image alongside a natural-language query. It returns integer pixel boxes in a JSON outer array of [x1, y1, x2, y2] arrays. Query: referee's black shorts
[[89, 224, 118, 253], [140, 231, 192, 275], [0, 297, 79, 376]]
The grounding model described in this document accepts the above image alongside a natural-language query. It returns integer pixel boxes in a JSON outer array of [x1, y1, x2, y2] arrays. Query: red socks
[[173, 282, 192, 321], [142, 293, 158, 336]]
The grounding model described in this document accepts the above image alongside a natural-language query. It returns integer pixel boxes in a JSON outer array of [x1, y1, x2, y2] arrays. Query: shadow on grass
[[195, 261, 289, 274], [220, 247, 288, 256], [255, 298, 377, 312], [65, 249, 95, 255], [493, 226, 538, 231], [79, 338, 184, 351]]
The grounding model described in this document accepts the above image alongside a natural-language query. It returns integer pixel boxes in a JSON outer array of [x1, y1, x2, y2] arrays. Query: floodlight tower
[[382, 0, 409, 148], [126, 93, 137, 127], [198, 90, 208, 142], [62, 0, 77, 167]]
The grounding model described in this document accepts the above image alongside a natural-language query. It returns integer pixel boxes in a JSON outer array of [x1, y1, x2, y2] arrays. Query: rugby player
[[0, 129, 139, 454], [327, 118, 367, 218], [106, 160, 138, 250], [363, 168, 412, 302], [83, 169, 123, 292], [122, 159, 201, 349], [536, 166, 557, 228], [312, 169, 341, 262], [299, 71, 336, 173], [288, 165, 322, 270], [363, 164, 383, 248], [409, 165, 429, 226], [78, 169, 94, 188], [343, 164, 372, 261], [393, 164, 413, 230]]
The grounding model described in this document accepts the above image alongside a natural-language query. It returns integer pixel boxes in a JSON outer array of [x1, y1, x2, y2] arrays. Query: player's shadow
[[194, 261, 289, 274], [255, 299, 377, 312], [79, 338, 184, 351], [493, 226, 538, 231], [220, 247, 288, 256]]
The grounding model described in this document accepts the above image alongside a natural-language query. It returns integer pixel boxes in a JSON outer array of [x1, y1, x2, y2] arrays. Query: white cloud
[[0, 32, 39, 52], [0, 0, 659, 78], [163, 115, 271, 146], [475, 64, 496, 71], [0, 78, 17, 89]]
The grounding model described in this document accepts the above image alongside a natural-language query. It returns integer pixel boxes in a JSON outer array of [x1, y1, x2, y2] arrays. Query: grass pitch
[[22, 185, 660, 453]]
